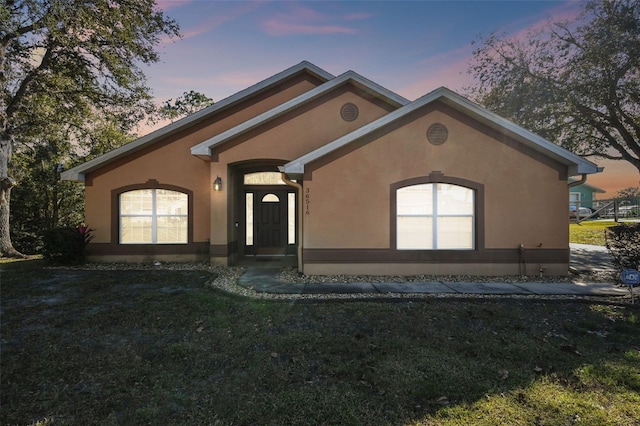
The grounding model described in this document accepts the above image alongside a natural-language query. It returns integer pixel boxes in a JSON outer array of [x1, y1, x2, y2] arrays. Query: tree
[[467, 0, 640, 173], [615, 186, 640, 204], [9, 118, 134, 254], [158, 90, 215, 123], [0, 0, 180, 257]]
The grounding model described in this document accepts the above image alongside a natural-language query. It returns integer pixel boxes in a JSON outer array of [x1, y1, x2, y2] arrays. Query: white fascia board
[[282, 86, 601, 177], [281, 88, 445, 175], [435, 89, 600, 175], [61, 61, 334, 182], [190, 71, 409, 156]]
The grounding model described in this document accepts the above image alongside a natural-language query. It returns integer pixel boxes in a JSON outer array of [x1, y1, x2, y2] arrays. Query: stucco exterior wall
[[208, 85, 396, 255], [85, 136, 211, 244], [84, 75, 322, 249], [301, 102, 569, 275]]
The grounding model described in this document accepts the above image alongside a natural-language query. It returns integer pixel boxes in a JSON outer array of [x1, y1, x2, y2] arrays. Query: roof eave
[[282, 86, 603, 178], [61, 61, 335, 182], [190, 71, 408, 156], [435, 89, 601, 176]]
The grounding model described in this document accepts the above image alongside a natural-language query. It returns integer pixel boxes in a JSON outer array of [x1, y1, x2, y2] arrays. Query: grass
[[2, 260, 639, 425], [570, 220, 621, 246]]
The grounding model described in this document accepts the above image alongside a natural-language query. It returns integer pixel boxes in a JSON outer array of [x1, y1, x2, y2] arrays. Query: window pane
[[397, 216, 433, 249], [288, 193, 296, 244], [120, 189, 188, 245], [262, 193, 279, 203], [244, 172, 286, 185], [120, 190, 153, 215], [396, 182, 475, 250], [437, 184, 473, 215], [156, 217, 188, 243], [121, 216, 152, 243], [437, 217, 473, 249], [156, 190, 188, 215], [246, 193, 253, 246], [397, 184, 433, 215]]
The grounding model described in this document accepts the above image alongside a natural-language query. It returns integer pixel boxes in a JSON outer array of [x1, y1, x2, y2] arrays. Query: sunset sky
[[145, 0, 637, 196]]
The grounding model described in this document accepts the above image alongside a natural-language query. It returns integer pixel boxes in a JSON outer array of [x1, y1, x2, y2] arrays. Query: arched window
[[119, 189, 188, 244], [396, 183, 474, 250]]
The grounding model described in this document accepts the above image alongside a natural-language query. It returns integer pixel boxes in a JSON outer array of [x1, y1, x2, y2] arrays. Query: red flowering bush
[[42, 224, 95, 264]]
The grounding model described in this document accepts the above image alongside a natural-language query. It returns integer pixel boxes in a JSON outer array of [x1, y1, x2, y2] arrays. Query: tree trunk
[[0, 135, 25, 258], [1, 15, 25, 258], [0, 181, 24, 258]]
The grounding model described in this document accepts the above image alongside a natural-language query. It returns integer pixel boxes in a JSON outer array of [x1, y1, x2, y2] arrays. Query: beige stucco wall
[[85, 136, 211, 244], [209, 85, 396, 249], [302, 103, 568, 255], [85, 76, 322, 245]]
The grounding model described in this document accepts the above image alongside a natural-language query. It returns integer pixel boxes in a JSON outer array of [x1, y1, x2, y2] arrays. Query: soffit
[[281, 87, 601, 178], [189, 71, 409, 157], [61, 61, 334, 182]]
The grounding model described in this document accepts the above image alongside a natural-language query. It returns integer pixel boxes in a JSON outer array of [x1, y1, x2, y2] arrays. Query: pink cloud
[[263, 20, 357, 36], [160, 1, 265, 43], [262, 5, 364, 36], [399, 2, 585, 99], [397, 47, 475, 99], [158, 69, 285, 99], [179, 17, 234, 40], [504, 2, 582, 44], [155, 0, 192, 12]]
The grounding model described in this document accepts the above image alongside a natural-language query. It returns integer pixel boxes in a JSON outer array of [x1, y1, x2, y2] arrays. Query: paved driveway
[[570, 243, 615, 273]]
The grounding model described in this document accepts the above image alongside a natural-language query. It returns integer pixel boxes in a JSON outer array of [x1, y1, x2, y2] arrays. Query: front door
[[255, 191, 287, 254]]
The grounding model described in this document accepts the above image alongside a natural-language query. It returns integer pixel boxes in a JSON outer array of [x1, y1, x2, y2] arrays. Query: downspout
[[568, 174, 587, 188], [568, 173, 588, 220], [281, 173, 304, 273]]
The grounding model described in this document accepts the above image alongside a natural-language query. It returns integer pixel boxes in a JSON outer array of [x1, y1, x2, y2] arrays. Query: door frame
[[243, 184, 297, 256]]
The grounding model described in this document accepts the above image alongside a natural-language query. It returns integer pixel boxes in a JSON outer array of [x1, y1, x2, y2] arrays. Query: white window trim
[[120, 189, 188, 244], [397, 183, 475, 250]]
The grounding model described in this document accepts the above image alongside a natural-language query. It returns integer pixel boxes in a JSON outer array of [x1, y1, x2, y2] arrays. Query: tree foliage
[[0, 0, 180, 256], [615, 186, 640, 201], [467, 0, 640, 173], [159, 90, 214, 123], [605, 223, 640, 274]]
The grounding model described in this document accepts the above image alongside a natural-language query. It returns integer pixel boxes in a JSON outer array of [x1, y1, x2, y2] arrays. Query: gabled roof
[[280, 87, 601, 178], [190, 70, 409, 157], [568, 178, 606, 193], [61, 61, 335, 182]]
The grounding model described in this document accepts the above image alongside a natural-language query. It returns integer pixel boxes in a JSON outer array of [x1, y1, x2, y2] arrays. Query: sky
[[143, 0, 638, 196]]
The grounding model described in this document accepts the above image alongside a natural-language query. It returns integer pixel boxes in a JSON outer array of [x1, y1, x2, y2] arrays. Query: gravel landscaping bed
[[51, 262, 627, 302], [277, 267, 618, 284]]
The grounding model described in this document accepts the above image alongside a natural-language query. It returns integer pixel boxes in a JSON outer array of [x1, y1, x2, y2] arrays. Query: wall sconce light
[[213, 176, 223, 191]]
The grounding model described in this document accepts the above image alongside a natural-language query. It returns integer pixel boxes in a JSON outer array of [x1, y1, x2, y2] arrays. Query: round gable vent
[[340, 103, 359, 122], [427, 123, 448, 145]]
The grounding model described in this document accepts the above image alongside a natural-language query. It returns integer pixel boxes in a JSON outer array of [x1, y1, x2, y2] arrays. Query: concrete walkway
[[237, 244, 633, 297]]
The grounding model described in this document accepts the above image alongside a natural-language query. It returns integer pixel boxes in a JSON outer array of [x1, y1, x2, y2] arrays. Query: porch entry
[[244, 172, 297, 256]]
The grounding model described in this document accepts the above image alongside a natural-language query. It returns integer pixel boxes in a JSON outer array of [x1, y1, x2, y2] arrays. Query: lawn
[[1, 260, 639, 425], [570, 220, 619, 246]]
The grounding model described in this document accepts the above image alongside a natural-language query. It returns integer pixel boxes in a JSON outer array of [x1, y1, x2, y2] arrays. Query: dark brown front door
[[256, 191, 287, 254]]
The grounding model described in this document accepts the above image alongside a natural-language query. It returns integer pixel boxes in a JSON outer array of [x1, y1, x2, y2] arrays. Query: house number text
[[305, 187, 310, 215]]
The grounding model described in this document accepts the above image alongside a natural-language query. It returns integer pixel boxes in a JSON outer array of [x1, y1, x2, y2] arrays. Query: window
[[569, 192, 581, 209], [397, 183, 474, 249], [244, 172, 287, 185], [120, 189, 188, 244]]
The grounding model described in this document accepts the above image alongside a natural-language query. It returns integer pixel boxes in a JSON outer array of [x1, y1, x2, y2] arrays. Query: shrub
[[605, 223, 640, 274], [42, 224, 94, 264]]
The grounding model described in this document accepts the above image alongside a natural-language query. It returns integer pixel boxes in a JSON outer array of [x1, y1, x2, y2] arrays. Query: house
[[568, 178, 605, 210], [61, 61, 601, 276]]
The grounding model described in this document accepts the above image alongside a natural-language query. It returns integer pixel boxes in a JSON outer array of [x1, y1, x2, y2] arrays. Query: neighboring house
[[62, 61, 601, 276], [569, 178, 605, 210]]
